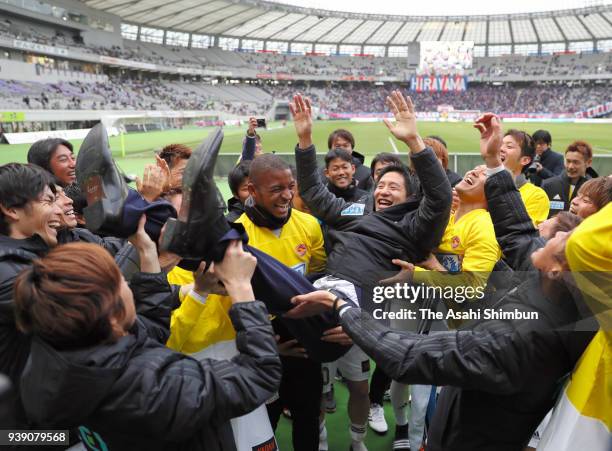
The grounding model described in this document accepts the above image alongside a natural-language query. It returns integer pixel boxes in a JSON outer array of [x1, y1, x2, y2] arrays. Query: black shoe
[[392, 424, 410, 451], [76, 123, 128, 234], [160, 127, 229, 261]]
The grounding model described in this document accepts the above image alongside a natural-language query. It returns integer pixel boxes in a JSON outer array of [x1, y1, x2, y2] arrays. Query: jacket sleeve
[[340, 307, 531, 395], [130, 272, 176, 344], [295, 144, 356, 227], [405, 148, 452, 252], [241, 135, 257, 162], [131, 301, 281, 439], [485, 170, 542, 270]]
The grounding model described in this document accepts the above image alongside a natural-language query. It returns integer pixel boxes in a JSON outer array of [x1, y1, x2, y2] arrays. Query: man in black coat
[[529, 130, 564, 187], [542, 140, 593, 217], [326, 128, 374, 191], [289, 113, 596, 451]]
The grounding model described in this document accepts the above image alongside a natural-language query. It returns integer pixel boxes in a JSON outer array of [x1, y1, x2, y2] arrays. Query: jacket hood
[[350, 150, 365, 165], [0, 235, 49, 261], [21, 328, 144, 426]]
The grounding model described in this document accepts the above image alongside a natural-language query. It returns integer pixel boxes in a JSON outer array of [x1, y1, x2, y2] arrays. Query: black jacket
[[0, 235, 49, 391], [297, 145, 451, 292], [529, 148, 565, 186], [541, 173, 590, 218], [326, 180, 370, 203], [57, 228, 125, 255], [226, 197, 245, 223], [445, 169, 463, 187], [21, 301, 281, 451], [339, 170, 594, 450]]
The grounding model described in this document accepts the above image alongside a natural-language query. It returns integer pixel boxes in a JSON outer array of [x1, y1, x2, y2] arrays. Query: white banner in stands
[[13, 40, 68, 56], [3, 127, 119, 145]]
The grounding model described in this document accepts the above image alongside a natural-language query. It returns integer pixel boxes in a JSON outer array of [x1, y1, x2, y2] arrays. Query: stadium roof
[[82, 0, 612, 46]]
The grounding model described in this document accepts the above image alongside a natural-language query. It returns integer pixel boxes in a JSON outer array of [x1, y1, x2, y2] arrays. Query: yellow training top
[[519, 181, 550, 227], [166, 209, 326, 354]]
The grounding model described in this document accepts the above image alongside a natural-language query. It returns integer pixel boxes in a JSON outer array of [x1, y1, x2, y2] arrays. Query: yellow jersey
[[519, 181, 550, 227], [167, 209, 327, 354], [414, 208, 501, 290]]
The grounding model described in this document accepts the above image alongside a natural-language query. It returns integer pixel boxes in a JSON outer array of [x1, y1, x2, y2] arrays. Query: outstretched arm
[[384, 91, 451, 252], [473, 113, 541, 269], [291, 94, 357, 226]]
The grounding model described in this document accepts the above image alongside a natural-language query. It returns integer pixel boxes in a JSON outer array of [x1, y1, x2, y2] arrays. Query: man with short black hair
[[370, 152, 404, 180], [324, 148, 369, 203], [327, 128, 374, 191], [542, 140, 594, 218], [226, 160, 252, 222], [500, 129, 550, 225], [0, 163, 61, 425], [27, 138, 76, 186], [529, 129, 564, 187]]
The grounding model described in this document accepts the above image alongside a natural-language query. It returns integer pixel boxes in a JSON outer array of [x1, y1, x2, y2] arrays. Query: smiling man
[[324, 148, 369, 203], [290, 91, 451, 450], [27, 138, 76, 187], [499, 129, 550, 226], [0, 163, 61, 425]]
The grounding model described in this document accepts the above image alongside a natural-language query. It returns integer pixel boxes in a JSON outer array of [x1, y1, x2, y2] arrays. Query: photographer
[[528, 130, 564, 187]]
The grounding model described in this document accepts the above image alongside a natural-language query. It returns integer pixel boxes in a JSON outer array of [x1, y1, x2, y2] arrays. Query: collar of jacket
[[561, 172, 587, 185], [227, 197, 245, 214], [514, 173, 528, 189], [373, 197, 420, 221], [0, 234, 49, 260], [327, 179, 359, 200], [351, 150, 365, 165], [244, 196, 292, 230]]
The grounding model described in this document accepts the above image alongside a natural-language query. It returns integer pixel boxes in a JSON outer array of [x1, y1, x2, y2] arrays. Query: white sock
[[390, 381, 409, 426], [350, 422, 367, 443]]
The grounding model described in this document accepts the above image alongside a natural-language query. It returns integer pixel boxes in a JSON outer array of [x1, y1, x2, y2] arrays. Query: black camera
[[527, 154, 541, 174]]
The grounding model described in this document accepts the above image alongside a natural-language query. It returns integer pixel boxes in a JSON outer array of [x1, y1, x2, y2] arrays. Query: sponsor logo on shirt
[[291, 263, 306, 275], [295, 243, 307, 257], [252, 436, 278, 451], [340, 203, 365, 216], [550, 200, 565, 211], [451, 235, 461, 249], [437, 253, 462, 273]]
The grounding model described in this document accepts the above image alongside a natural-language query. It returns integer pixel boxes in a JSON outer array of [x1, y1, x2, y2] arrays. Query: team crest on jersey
[[341, 203, 365, 216], [295, 243, 307, 257], [451, 235, 461, 249]]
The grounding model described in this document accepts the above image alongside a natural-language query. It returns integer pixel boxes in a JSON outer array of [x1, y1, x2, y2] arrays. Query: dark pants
[[369, 365, 392, 405], [267, 355, 323, 451]]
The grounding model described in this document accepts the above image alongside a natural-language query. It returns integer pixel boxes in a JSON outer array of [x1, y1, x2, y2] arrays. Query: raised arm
[[240, 117, 258, 162], [474, 113, 542, 269], [384, 91, 452, 252], [291, 94, 358, 227]]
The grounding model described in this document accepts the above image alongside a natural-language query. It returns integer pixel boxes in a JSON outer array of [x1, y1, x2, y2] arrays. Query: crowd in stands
[[1, 76, 609, 115], [0, 89, 609, 451]]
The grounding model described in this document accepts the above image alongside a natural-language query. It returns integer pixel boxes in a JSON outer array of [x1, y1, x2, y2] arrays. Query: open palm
[[289, 94, 313, 141], [383, 91, 419, 143]]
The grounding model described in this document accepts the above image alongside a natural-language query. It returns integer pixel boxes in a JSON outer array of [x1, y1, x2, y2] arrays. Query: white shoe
[[319, 423, 328, 451], [368, 403, 388, 434]]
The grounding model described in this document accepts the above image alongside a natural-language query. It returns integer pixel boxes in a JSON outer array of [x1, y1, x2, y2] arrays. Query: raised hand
[[128, 215, 160, 274], [473, 113, 503, 168], [285, 289, 339, 319], [289, 94, 313, 149], [193, 261, 227, 297], [137, 163, 168, 202], [247, 117, 257, 137], [155, 154, 172, 192], [383, 90, 425, 152]]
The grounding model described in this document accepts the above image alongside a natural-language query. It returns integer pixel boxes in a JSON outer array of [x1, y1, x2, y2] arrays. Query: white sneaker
[[368, 403, 388, 434], [319, 423, 328, 451]]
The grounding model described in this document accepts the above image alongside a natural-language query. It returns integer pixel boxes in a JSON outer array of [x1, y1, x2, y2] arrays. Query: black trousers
[[267, 355, 323, 451], [369, 365, 391, 405]]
